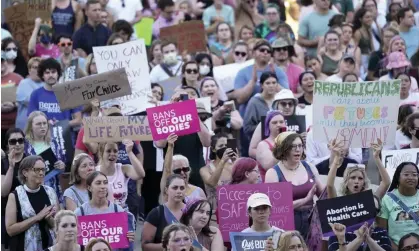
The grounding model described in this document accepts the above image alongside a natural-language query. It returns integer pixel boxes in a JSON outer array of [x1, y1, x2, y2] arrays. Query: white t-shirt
[[400, 92, 419, 107], [150, 61, 183, 83], [241, 226, 284, 233], [394, 129, 411, 150], [107, 0, 143, 23]]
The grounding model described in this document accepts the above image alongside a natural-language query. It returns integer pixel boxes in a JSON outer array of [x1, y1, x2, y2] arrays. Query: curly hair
[[272, 133, 306, 161], [37, 57, 62, 81], [161, 223, 194, 251]]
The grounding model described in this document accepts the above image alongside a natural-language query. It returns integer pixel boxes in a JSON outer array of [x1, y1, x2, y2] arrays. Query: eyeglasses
[[235, 51, 247, 57], [5, 47, 17, 52], [401, 244, 419, 251], [32, 167, 46, 174], [59, 42, 73, 47], [8, 138, 24, 145], [173, 167, 190, 174], [280, 101, 295, 107], [185, 69, 198, 74], [274, 47, 288, 52], [258, 48, 272, 54], [291, 144, 304, 150]]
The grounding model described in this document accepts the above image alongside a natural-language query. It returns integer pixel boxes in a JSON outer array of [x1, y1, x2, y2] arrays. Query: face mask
[[40, 34, 51, 45], [5, 50, 17, 60], [216, 147, 227, 159], [199, 65, 210, 76], [163, 52, 178, 65]]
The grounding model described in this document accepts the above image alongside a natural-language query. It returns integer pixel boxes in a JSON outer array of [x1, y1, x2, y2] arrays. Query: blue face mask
[[40, 34, 51, 44]]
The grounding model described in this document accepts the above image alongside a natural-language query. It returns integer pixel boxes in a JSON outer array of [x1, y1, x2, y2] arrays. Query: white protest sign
[[312, 80, 401, 148], [213, 59, 254, 92], [93, 40, 152, 115], [381, 149, 419, 178]]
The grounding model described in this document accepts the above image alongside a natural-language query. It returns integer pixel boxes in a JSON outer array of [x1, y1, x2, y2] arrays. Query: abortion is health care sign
[[312, 80, 400, 148], [78, 212, 129, 249], [146, 99, 201, 141], [217, 182, 294, 241]]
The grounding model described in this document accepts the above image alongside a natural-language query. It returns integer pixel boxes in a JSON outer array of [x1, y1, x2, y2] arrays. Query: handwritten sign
[[78, 212, 129, 249], [83, 116, 153, 143], [217, 182, 294, 241], [27, 0, 51, 21], [312, 80, 401, 148], [213, 60, 254, 92], [317, 190, 376, 237], [133, 17, 154, 46], [4, 3, 34, 60], [160, 20, 206, 53], [93, 40, 152, 115], [146, 100, 201, 141], [53, 68, 131, 110], [1, 84, 17, 102], [382, 149, 419, 179], [230, 232, 272, 251]]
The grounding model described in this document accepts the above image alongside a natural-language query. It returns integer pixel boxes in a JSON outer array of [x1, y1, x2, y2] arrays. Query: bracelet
[[338, 242, 347, 246]]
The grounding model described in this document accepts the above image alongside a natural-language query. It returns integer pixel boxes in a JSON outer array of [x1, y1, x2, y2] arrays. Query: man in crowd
[[72, 0, 111, 57], [272, 36, 303, 95], [15, 57, 43, 130], [255, 4, 294, 43], [56, 35, 86, 82], [202, 0, 234, 39], [397, 7, 419, 59], [27, 58, 82, 127], [150, 41, 183, 83], [152, 0, 179, 38]]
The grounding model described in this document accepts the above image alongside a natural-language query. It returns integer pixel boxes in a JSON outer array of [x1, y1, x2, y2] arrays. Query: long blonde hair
[[25, 111, 51, 144], [278, 231, 308, 251], [340, 166, 371, 196]]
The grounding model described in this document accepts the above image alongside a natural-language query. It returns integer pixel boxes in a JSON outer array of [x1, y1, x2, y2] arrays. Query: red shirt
[[2, 72, 23, 130]]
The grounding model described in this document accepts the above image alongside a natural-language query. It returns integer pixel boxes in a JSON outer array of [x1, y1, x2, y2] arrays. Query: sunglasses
[[5, 47, 17, 52], [173, 167, 190, 174], [274, 47, 288, 52], [235, 51, 247, 57], [185, 69, 198, 74], [59, 42, 73, 47], [258, 48, 272, 54], [280, 101, 294, 107], [8, 138, 24, 145]]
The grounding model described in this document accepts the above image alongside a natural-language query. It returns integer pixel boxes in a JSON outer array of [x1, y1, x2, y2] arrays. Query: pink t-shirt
[[286, 63, 304, 94], [35, 43, 60, 59]]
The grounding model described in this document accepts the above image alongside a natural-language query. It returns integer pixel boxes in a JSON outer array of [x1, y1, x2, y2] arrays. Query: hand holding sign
[[123, 139, 134, 153], [167, 133, 178, 147], [54, 160, 66, 170], [127, 232, 135, 242], [265, 237, 275, 251], [328, 222, 346, 240]]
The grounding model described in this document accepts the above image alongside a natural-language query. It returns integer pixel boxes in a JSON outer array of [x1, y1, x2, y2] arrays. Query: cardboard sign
[[217, 182, 294, 241], [230, 232, 271, 251], [133, 17, 154, 46], [260, 115, 306, 140], [78, 212, 129, 249], [312, 80, 401, 148], [213, 60, 255, 92], [53, 68, 131, 110], [1, 84, 17, 102], [316, 190, 376, 237], [27, 0, 51, 21], [382, 149, 419, 179], [146, 99, 201, 141], [93, 40, 152, 115], [160, 20, 206, 53], [39, 147, 58, 182], [83, 116, 153, 143], [159, 76, 182, 101], [4, 3, 34, 60], [52, 120, 74, 171]]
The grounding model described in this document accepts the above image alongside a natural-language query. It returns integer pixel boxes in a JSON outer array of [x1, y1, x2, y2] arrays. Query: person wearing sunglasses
[[181, 61, 200, 90], [56, 34, 87, 82], [230, 41, 249, 64], [266, 132, 324, 239], [160, 134, 206, 204], [28, 18, 61, 59], [5, 156, 59, 251], [272, 36, 304, 96], [399, 233, 419, 251], [1, 128, 27, 249]]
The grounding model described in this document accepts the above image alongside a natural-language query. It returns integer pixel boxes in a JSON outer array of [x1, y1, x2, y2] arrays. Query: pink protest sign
[[146, 99, 201, 141], [217, 182, 295, 241], [78, 212, 129, 249]]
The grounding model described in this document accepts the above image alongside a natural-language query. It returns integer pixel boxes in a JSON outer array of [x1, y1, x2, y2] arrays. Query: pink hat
[[386, 51, 411, 70]]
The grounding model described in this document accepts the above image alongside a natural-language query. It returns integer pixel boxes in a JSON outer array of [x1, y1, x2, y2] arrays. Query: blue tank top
[[51, 0, 75, 37]]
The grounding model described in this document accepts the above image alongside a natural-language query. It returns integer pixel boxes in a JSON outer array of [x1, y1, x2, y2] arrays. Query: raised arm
[[200, 148, 235, 187], [122, 139, 145, 180], [371, 139, 391, 199], [327, 140, 344, 199], [160, 134, 178, 194], [28, 18, 42, 56]]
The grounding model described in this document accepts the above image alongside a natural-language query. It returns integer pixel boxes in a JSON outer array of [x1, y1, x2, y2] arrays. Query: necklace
[[282, 161, 300, 172]]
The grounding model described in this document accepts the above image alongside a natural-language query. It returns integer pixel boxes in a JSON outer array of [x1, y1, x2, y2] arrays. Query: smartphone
[[180, 94, 189, 101], [227, 139, 237, 153], [224, 100, 236, 111]]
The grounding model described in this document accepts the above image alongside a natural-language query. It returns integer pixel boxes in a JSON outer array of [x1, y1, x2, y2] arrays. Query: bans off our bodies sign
[[78, 212, 129, 249]]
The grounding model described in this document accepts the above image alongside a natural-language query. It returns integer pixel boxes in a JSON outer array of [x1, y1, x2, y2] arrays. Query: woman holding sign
[[377, 162, 419, 249], [5, 156, 59, 251], [24, 111, 67, 205], [265, 132, 325, 238]]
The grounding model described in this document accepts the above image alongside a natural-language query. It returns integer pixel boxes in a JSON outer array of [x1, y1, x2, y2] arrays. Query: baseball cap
[[341, 54, 355, 64], [247, 193, 272, 209], [253, 39, 272, 51]]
